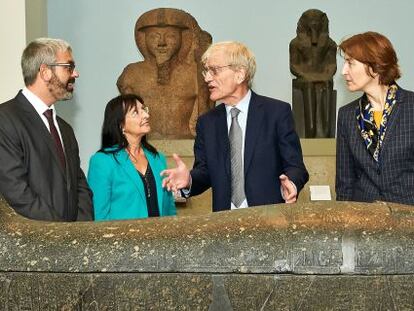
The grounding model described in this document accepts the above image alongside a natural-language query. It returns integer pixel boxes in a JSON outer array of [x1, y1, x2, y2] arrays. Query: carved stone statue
[[117, 8, 213, 139], [289, 9, 337, 138]]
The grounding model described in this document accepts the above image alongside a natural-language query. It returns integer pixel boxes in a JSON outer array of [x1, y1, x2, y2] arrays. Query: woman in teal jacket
[[88, 94, 176, 220]]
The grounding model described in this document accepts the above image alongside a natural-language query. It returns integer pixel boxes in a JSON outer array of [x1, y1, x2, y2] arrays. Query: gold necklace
[[126, 147, 140, 163]]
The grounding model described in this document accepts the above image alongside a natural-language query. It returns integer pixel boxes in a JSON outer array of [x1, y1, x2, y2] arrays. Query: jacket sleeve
[[190, 117, 212, 196], [159, 154, 176, 216], [87, 153, 113, 220], [335, 108, 356, 201], [163, 189, 176, 216], [0, 113, 59, 220], [276, 103, 309, 193], [70, 134, 93, 221], [76, 165, 94, 221]]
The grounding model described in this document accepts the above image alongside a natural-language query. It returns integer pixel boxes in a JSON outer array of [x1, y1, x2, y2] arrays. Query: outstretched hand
[[161, 154, 191, 192], [279, 174, 297, 203]]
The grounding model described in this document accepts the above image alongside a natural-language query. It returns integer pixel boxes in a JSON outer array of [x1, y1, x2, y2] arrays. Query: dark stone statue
[[117, 8, 213, 139], [290, 9, 337, 138]]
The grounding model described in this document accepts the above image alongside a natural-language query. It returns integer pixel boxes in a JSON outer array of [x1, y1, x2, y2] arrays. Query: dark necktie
[[229, 107, 246, 207], [43, 109, 66, 169]]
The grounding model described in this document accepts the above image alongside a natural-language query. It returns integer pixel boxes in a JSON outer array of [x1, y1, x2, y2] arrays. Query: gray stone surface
[[1, 197, 414, 309], [1, 273, 414, 310]]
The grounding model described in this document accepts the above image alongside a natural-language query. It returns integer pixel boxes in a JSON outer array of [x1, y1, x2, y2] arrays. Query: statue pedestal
[[151, 139, 212, 216], [152, 138, 336, 215]]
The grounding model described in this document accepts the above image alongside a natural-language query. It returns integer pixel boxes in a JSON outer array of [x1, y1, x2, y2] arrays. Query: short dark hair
[[99, 94, 157, 156], [339, 31, 400, 85]]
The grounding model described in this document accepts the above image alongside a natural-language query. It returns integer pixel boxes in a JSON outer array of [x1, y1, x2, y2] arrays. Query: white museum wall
[[1, 0, 26, 103]]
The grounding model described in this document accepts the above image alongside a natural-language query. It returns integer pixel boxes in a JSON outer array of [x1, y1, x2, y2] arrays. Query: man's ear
[[235, 68, 246, 84], [39, 64, 52, 82]]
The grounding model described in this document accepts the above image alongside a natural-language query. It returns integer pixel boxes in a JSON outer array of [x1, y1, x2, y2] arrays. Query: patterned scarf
[[356, 84, 398, 162]]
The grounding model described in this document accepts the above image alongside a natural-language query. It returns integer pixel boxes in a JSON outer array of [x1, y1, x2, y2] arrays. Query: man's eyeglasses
[[202, 65, 232, 78], [46, 62, 76, 74]]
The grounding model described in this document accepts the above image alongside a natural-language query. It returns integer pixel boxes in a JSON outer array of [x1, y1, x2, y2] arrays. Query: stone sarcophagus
[[1, 196, 414, 309]]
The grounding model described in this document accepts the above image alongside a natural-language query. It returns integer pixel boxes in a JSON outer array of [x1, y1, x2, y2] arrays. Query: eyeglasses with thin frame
[[128, 106, 150, 118], [46, 62, 76, 74], [202, 65, 232, 78], [142, 106, 149, 115]]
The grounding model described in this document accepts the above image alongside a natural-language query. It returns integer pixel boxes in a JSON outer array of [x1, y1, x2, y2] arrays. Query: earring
[[122, 128, 125, 135]]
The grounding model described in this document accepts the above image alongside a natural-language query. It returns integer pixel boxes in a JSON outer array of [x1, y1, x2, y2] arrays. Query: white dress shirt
[[22, 87, 65, 151]]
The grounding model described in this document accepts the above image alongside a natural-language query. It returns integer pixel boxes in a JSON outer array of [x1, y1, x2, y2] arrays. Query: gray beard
[[48, 72, 73, 101]]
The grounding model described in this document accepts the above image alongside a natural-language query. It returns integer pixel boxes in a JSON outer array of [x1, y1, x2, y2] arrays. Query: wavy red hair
[[339, 31, 400, 85]]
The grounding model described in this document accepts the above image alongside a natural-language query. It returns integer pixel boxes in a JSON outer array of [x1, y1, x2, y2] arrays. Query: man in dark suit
[[0, 38, 93, 221], [162, 41, 308, 212]]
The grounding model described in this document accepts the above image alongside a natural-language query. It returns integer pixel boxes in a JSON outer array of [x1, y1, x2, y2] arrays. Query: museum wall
[[25, 0, 47, 44], [44, 0, 414, 173], [0, 0, 26, 103]]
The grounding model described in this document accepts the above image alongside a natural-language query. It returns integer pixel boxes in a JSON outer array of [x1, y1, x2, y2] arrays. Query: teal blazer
[[88, 147, 176, 221]]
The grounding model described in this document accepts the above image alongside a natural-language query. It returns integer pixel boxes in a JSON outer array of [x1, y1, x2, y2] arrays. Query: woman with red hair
[[336, 31, 414, 205]]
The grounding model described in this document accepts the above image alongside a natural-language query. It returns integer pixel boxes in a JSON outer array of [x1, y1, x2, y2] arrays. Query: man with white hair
[[162, 41, 309, 212], [0, 38, 93, 221]]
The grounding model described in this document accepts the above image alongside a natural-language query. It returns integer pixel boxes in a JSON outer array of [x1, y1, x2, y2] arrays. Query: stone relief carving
[[289, 9, 337, 138], [117, 8, 213, 139]]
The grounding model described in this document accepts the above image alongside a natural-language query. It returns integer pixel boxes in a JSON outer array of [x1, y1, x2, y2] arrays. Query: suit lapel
[[379, 89, 403, 160], [16, 92, 67, 177], [116, 149, 146, 202], [215, 104, 231, 177], [244, 92, 264, 174]]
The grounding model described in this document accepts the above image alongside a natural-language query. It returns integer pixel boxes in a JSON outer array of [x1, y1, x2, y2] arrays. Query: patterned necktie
[[43, 109, 66, 169], [229, 107, 246, 207]]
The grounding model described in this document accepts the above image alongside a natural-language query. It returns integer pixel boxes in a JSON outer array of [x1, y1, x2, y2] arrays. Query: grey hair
[[21, 38, 72, 86], [202, 41, 256, 87]]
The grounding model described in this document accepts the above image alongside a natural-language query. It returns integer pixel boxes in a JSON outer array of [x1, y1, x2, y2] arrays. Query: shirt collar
[[22, 87, 56, 116], [225, 89, 251, 116]]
